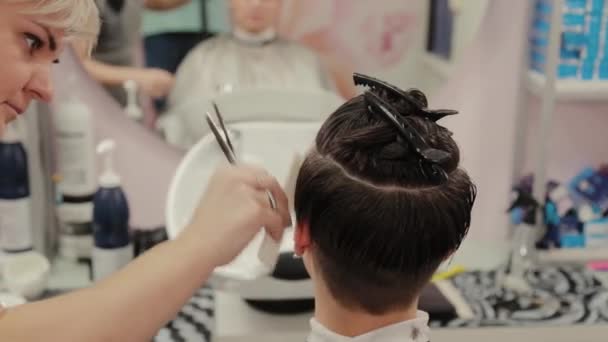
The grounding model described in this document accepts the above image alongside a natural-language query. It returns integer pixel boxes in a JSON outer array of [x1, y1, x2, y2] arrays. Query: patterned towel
[[430, 266, 608, 328], [154, 287, 215, 342]]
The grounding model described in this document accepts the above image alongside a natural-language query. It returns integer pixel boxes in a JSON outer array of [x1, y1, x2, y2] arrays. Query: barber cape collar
[[354, 73, 459, 184], [232, 27, 278, 46], [307, 311, 430, 342]]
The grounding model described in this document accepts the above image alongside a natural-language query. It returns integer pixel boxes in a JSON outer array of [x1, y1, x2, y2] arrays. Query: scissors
[[205, 102, 278, 210]]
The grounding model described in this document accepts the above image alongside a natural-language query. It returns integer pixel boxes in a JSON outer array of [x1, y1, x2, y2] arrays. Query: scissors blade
[[212, 102, 235, 154], [206, 112, 237, 164]]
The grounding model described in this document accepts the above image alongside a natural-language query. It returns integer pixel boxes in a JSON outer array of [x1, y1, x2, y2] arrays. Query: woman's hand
[[178, 165, 292, 267], [132, 68, 175, 98]]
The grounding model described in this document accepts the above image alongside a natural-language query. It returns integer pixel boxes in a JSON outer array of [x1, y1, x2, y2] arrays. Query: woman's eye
[[24, 33, 43, 51]]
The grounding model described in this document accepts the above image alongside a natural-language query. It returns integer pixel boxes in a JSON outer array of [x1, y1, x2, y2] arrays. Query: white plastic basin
[[166, 121, 320, 284]]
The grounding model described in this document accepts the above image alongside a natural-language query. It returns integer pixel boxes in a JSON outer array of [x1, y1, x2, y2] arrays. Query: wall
[[280, 0, 428, 99], [416, 0, 490, 96], [521, 99, 608, 182], [433, 0, 531, 241]]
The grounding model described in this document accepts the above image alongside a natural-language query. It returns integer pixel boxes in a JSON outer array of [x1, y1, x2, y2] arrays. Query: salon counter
[[213, 238, 510, 342], [213, 239, 608, 342], [35, 239, 608, 342]]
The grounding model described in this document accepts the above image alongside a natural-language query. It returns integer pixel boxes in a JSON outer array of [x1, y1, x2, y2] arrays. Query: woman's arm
[[81, 58, 175, 99], [0, 239, 213, 341], [0, 165, 290, 341]]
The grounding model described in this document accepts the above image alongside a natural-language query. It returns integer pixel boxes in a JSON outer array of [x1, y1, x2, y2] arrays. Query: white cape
[[163, 34, 330, 147]]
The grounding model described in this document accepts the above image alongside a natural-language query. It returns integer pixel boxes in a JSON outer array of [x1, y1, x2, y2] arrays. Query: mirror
[[30, 0, 608, 339], [83, 0, 489, 149]]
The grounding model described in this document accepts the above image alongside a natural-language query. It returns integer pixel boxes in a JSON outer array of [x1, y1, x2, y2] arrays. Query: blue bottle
[[0, 123, 33, 253], [92, 140, 132, 281]]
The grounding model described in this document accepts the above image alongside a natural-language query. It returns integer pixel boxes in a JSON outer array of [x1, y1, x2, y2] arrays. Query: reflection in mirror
[[151, 0, 489, 148]]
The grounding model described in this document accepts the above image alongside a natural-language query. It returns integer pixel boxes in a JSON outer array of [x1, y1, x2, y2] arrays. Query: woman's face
[[0, 3, 65, 134]]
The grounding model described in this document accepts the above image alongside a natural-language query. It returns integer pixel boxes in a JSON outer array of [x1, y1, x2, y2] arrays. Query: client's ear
[[294, 221, 312, 256]]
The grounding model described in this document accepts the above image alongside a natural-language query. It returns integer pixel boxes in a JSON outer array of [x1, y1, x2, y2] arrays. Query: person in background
[[293, 79, 476, 341], [143, 0, 214, 111], [144, 0, 210, 76], [80, 0, 194, 106], [0, 1, 290, 340], [163, 0, 329, 147]]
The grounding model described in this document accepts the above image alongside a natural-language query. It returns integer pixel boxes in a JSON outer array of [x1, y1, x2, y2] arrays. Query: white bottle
[[52, 98, 97, 199], [123, 80, 143, 121]]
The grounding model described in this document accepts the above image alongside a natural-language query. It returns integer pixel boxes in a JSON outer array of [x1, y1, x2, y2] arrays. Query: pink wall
[[435, 0, 531, 241], [521, 99, 608, 181]]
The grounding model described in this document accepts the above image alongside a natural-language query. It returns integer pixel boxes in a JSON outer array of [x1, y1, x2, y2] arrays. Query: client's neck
[[314, 283, 419, 337], [232, 26, 277, 44]]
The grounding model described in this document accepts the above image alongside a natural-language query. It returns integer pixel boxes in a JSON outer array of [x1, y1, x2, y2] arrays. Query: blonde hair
[[10, 0, 100, 54]]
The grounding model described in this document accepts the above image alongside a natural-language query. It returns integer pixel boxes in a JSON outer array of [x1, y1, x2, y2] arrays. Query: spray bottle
[[92, 139, 132, 281], [0, 122, 33, 253]]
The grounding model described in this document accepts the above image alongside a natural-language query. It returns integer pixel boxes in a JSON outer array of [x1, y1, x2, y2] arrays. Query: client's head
[[229, 0, 283, 34], [294, 75, 476, 316]]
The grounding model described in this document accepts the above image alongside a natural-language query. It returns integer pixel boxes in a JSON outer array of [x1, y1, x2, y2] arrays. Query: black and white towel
[[156, 266, 608, 340], [154, 287, 215, 342], [431, 266, 608, 328]]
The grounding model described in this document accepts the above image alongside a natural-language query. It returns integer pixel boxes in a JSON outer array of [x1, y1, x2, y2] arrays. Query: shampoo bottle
[[92, 140, 132, 281], [0, 122, 33, 253]]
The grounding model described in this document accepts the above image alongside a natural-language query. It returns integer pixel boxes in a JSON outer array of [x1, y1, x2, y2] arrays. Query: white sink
[[166, 121, 320, 287]]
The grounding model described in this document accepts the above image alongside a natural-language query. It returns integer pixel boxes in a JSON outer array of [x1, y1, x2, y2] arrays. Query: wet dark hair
[[294, 77, 476, 315]]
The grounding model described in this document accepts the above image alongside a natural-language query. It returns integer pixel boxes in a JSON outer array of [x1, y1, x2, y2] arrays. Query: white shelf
[[537, 247, 608, 264], [527, 70, 608, 101]]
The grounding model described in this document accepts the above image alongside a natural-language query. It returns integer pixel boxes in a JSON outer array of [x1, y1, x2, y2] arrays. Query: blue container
[[533, 19, 551, 33], [563, 13, 586, 26], [563, 31, 586, 46], [0, 141, 29, 200], [558, 63, 579, 77], [531, 50, 547, 65], [560, 233, 586, 248], [589, 17, 602, 33], [537, 0, 553, 15], [91, 140, 133, 281], [566, 0, 588, 9], [561, 48, 580, 59], [532, 34, 550, 47], [590, 0, 605, 12], [585, 43, 600, 59], [581, 62, 595, 79], [93, 187, 130, 249], [0, 125, 33, 253]]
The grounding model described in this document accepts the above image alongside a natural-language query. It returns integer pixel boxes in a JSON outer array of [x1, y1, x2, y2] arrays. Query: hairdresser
[[80, 0, 194, 106], [0, 1, 291, 340]]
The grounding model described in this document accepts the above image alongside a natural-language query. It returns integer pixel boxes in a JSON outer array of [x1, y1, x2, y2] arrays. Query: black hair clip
[[364, 89, 449, 183], [353, 73, 458, 122]]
